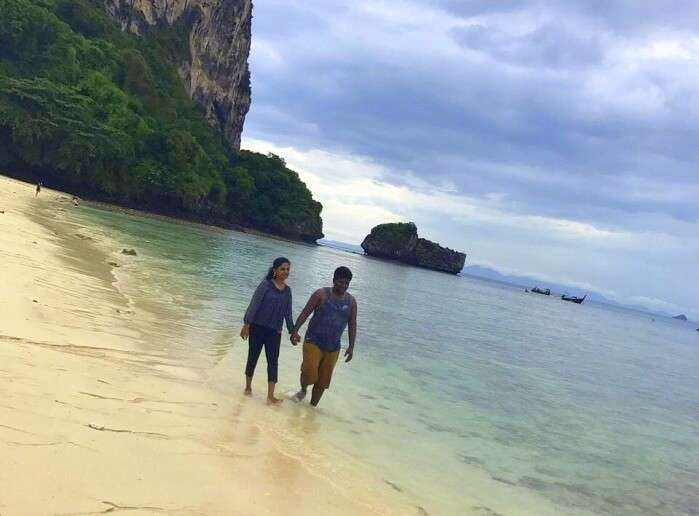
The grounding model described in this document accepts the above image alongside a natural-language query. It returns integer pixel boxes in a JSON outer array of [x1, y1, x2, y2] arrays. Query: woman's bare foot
[[245, 376, 253, 395], [267, 395, 283, 405]]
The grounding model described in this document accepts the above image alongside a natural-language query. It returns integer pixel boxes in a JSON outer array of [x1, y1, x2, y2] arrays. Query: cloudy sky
[[241, 0, 699, 319]]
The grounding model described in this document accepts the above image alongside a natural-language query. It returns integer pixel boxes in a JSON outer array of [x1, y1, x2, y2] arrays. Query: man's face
[[333, 277, 351, 294]]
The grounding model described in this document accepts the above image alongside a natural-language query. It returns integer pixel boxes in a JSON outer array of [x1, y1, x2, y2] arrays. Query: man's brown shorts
[[301, 341, 340, 389]]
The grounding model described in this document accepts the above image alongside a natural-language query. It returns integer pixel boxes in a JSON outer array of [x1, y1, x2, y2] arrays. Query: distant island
[[673, 314, 688, 321], [0, 0, 323, 242], [361, 222, 466, 274]]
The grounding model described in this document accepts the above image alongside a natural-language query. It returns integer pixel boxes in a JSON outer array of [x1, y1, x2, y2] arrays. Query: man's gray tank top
[[305, 288, 352, 352]]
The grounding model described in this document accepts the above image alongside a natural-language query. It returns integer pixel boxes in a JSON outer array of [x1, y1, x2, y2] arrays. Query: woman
[[241, 257, 298, 403]]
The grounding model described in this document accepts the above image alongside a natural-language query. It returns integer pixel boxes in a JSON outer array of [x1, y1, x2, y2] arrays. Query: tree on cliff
[[0, 0, 323, 241]]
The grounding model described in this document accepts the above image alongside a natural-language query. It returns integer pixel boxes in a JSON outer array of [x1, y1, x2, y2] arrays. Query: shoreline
[[0, 176, 409, 515], [81, 196, 322, 248], [0, 169, 321, 246]]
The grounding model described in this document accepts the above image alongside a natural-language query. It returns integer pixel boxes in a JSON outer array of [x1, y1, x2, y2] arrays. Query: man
[[291, 266, 357, 406]]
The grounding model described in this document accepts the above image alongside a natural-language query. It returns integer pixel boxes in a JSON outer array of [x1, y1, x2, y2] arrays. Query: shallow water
[[69, 204, 699, 516]]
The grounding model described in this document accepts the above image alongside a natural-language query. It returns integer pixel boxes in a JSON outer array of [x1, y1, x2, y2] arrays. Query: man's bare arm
[[291, 289, 324, 339]]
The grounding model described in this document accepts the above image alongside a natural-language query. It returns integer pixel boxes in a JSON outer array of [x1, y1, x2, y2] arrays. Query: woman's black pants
[[245, 324, 281, 383]]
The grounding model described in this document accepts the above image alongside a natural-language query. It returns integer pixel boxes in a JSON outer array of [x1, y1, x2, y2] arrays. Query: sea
[[62, 203, 698, 516]]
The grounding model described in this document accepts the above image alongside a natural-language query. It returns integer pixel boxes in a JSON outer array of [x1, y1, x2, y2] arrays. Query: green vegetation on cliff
[[0, 0, 323, 241], [366, 222, 417, 250]]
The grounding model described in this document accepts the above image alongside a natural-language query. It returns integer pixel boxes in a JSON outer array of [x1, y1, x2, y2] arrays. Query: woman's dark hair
[[266, 257, 290, 280]]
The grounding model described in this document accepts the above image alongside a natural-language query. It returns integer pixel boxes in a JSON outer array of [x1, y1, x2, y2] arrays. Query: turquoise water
[[71, 205, 698, 516]]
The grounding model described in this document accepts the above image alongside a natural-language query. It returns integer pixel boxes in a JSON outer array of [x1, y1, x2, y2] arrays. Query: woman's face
[[274, 262, 290, 280]]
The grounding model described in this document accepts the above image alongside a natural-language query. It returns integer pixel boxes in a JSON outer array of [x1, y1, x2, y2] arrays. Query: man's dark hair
[[333, 266, 353, 281]]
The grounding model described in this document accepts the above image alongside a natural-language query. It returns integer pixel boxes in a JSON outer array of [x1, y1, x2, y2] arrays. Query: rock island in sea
[[361, 222, 466, 274]]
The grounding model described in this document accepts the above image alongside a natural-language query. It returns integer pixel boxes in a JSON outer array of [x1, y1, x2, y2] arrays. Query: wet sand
[[0, 176, 399, 515]]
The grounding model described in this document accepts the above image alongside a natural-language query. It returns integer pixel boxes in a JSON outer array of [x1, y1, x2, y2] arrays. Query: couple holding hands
[[240, 257, 357, 407]]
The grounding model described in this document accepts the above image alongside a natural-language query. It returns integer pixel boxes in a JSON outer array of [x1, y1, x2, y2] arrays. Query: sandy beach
[[0, 176, 404, 516]]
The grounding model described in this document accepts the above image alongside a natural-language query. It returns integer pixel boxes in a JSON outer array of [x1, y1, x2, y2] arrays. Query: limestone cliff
[[105, 0, 252, 149], [361, 222, 466, 274]]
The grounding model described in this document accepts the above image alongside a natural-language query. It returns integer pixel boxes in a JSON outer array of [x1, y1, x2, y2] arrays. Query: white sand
[[0, 176, 408, 516]]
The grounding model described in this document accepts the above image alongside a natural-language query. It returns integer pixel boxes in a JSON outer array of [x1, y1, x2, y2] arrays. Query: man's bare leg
[[292, 374, 308, 401], [310, 384, 325, 406]]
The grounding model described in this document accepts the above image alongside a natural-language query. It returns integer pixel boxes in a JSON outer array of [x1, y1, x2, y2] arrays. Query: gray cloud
[[438, 0, 699, 33], [452, 22, 606, 69], [243, 0, 699, 313]]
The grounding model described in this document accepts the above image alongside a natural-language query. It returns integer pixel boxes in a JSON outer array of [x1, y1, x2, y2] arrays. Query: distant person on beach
[[241, 257, 299, 404], [35, 182, 42, 197], [291, 266, 357, 407]]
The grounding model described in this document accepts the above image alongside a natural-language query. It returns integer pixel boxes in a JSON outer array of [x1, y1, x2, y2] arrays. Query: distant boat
[[561, 294, 586, 304], [530, 286, 551, 296]]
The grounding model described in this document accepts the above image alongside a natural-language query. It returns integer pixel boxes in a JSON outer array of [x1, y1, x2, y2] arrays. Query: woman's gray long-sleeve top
[[243, 279, 293, 333]]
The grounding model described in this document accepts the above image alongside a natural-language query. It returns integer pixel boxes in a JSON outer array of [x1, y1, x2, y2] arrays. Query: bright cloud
[[242, 1, 699, 319]]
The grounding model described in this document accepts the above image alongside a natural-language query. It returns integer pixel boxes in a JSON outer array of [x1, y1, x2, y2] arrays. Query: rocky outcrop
[[361, 222, 418, 262], [673, 314, 688, 321], [105, 0, 252, 149], [413, 238, 467, 274], [361, 222, 466, 274]]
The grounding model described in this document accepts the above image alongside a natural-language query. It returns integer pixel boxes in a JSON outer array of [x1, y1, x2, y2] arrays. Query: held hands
[[240, 324, 250, 340], [344, 346, 354, 363], [290, 332, 301, 345]]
